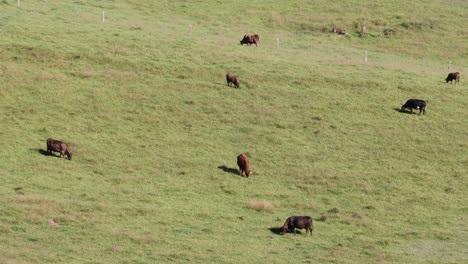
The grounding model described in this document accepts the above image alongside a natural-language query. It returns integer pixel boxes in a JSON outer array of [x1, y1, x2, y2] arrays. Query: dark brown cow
[[226, 73, 239, 88], [237, 153, 251, 177], [332, 27, 348, 35], [240, 34, 260, 46], [446, 72, 460, 84], [282, 216, 313, 236], [47, 138, 72, 160]]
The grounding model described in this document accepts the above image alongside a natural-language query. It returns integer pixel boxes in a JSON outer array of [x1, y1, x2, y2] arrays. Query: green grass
[[1, 0, 467, 263]]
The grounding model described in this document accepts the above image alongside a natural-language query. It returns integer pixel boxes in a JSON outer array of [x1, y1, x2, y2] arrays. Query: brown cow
[[240, 34, 260, 46], [226, 73, 239, 88], [332, 27, 348, 35], [282, 216, 313, 236], [47, 138, 72, 160], [237, 153, 251, 177], [446, 72, 460, 84]]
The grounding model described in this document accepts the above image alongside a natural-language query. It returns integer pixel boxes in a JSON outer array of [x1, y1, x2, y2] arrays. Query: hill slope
[[1, 1, 467, 263]]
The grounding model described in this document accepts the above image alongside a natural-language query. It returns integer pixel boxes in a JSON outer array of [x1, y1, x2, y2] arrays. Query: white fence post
[[365, 50, 368, 63], [17, 0, 20, 8], [276, 37, 279, 49], [102, 11, 105, 23]]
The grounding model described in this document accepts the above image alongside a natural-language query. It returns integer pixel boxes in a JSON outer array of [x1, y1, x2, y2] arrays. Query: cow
[[240, 34, 260, 47], [226, 73, 239, 88], [237, 153, 251, 177], [446, 72, 460, 84], [401, 99, 426, 115], [46, 138, 72, 160], [332, 27, 348, 35], [281, 216, 313, 236]]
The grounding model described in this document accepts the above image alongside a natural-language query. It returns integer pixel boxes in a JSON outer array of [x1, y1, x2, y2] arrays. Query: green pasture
[[0, 0, 467, 263]]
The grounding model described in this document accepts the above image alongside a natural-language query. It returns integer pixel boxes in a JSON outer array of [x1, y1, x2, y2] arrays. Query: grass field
[[1, 0, 467, 263]]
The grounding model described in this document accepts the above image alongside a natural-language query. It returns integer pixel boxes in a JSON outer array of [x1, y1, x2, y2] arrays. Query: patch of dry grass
[[14, 195, 56, 223], [246, 200, 275, 212]]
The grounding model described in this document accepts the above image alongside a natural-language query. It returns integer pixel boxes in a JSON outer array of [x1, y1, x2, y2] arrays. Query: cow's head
[[66, 149, 72, 160], [246, 170, 252, 177]]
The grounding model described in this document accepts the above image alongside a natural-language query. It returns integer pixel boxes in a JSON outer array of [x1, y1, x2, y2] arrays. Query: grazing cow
[[282, 216, 313, 236], [226, 73, 239, 88], [446, 72, 460, 84], [240, 34, 260, 46], [237, 153, 251, 177], [46, 138, 72, 160], [332, 27, 348, 35], [401, 99, 426, 115]]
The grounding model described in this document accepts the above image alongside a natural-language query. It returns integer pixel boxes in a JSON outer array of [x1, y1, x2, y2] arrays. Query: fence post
[[276, 37, 279, 49], [189, 24, 192, 35], [365, 50, 368, 63], [102, 11, 105, 23], [17, 0, 20, 8]]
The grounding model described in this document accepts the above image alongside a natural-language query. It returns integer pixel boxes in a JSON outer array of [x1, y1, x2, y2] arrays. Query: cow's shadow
[[269, 227, 283, 235], [394, 107, 413, 114], [31, 148, 57, 158], [269, 227, 302, 235], [214, 82, 239, 89], [217, 165, 242, 177]]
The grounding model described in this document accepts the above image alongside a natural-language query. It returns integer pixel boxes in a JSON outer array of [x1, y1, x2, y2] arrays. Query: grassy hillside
[[1, 0, 467, 263]]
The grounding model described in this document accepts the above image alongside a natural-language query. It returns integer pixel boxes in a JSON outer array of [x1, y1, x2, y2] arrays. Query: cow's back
[[253, 34, 260, 44], [226, 73, 235, 82], [47, 138, 62, 152], [226, 73, 239, 88], [237, 153, 250, 176], [237, 154, 247, 168], [292, 216, 312, 227]]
